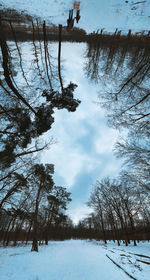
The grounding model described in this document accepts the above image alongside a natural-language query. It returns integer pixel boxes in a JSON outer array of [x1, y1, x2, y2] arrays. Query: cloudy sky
[[40, 43, 122, 223], [2, 0, 149, 223], [7, 40, 122, 224]]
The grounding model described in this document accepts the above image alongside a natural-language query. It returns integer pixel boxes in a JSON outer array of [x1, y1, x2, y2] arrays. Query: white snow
[[1, 0, 150, 33], [93, 240, 150, 280], [0, 240, 150, 280]]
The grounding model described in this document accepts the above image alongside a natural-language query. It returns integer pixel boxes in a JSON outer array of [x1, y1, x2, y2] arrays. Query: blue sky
[[40, 43, 122, 223]]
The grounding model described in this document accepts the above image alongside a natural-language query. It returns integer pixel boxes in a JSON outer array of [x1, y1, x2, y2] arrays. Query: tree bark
[[31, 184, 42, 252]]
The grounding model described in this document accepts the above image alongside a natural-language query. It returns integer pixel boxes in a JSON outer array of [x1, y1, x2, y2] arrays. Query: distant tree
[[87, 177, 150, 245], [115, 138, 150, 191], [43, 186, 71, 245], [87, 184, 107, 244], [29, 164, 54, 252]]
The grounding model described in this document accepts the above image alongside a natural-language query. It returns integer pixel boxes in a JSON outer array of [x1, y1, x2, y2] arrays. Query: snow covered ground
[[0, 240, 150, 280], [1, 0, 150, 33]]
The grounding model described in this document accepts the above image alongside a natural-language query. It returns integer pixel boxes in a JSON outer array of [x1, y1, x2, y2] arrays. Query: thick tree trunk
[[31, 235, 38, 252], [31, 185, 42, 252]]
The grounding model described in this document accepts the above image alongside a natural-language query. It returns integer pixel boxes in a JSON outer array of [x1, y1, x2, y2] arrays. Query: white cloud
[[40, 42, 122, 190], [42, 142, 88, 187], [38, 42, 123, 222], [67, 204, 93, 225], [95, 127, 119, 155]]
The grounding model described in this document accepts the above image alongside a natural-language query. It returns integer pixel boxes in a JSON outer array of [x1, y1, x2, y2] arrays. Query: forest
[[0, 14, 150, 253]]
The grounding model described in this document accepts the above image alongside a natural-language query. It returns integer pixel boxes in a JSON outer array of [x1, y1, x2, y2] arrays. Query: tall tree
[[29, 164, 54, 252], [0, 18, 80, 171]]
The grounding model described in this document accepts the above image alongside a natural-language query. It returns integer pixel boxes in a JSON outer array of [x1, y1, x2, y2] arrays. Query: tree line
[[82, 27, 150, 245], [0, 162, 72, 251], [0, 18, 80, 251], [0, 16, 149, 249], [78, 178, 149, 245]]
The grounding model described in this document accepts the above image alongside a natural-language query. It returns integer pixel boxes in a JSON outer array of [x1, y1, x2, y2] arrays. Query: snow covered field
[[0, 240, 150, 280], [1, 0, 150, 33]]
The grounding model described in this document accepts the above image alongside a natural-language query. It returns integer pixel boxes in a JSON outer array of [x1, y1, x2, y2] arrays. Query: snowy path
[[0, 240, 150, 280]]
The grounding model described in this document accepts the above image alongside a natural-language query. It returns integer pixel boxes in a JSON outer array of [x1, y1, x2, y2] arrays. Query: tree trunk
[[4, 217, 14, 246], [31, 184, 42, 252], [58, 24, 64, 93], [26, 222, 32, 245]]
